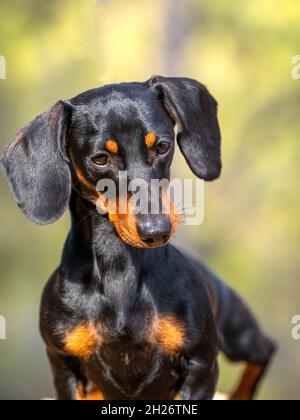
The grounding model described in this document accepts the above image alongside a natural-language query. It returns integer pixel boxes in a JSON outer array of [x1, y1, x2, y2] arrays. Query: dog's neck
[[61, 192, 169, 304]]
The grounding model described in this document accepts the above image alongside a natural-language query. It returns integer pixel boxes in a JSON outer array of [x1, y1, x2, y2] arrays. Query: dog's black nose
[[136, 215, 172, 248]]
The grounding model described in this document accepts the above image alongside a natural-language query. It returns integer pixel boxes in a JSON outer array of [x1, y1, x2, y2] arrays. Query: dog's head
[[1, 76, 221, 249]]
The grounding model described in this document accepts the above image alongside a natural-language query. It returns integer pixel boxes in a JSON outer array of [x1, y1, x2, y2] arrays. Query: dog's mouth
[[105, 198, 180, 249], [109, 212, 150, 249]]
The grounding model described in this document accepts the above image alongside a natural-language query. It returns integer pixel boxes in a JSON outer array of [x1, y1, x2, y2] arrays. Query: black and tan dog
[[1, 76, 275, 400]]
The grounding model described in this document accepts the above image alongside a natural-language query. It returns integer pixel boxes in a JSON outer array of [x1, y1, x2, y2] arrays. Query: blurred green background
[[0, 0, 299, 400]]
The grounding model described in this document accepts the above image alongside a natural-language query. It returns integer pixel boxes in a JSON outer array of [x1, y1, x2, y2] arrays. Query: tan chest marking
[[64, 324, 101, 360], [152, 316, 185, 355]]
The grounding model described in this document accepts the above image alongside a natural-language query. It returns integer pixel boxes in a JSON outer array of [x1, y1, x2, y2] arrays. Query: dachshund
[[1, 76, 275, 400]]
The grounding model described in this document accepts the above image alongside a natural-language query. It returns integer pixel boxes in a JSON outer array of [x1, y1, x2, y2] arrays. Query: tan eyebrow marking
[[106, 139, 119, 154], [145, 132, 156, 149]]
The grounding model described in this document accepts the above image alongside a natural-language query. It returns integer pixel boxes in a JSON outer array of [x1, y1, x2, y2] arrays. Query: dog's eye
[[156, 141, 171, 155], [91, 154, 109, 166]]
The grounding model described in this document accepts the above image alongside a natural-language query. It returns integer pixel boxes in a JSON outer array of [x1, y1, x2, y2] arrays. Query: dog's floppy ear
[[0, 101, 72, 225], [149, 76, 221, 181]]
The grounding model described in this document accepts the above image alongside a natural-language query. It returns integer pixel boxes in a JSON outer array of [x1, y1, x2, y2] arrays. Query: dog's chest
[[63, 293, 185, 369], [99, 315, 185, 397], [59, 275, 186, 398], [63, 299, 185, 397], [64, 303, 185, 360]]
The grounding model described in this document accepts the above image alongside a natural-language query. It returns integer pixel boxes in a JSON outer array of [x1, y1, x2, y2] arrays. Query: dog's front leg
[[176, 357, 219, 401], [47, 350, 86, 400]]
